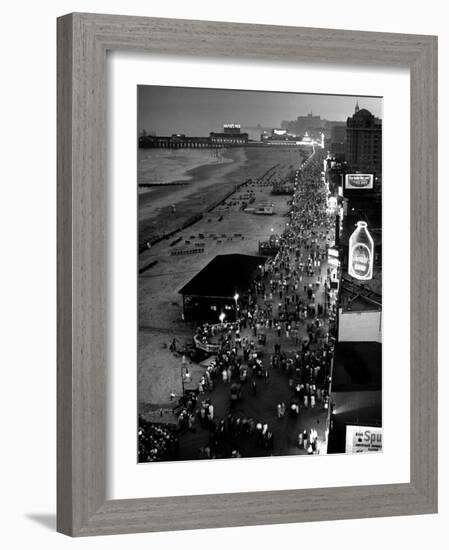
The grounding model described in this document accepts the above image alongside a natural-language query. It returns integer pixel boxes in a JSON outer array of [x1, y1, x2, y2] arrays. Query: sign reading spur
[[345, 173, 374, 190], [348, 221, 374, 280], [345, 426, 383, 453]]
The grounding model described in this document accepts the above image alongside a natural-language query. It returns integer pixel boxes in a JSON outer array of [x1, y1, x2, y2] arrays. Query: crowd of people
[[140, 148, 339, 460], [138, 416, 179, 462], [196, 413, 276, 459]]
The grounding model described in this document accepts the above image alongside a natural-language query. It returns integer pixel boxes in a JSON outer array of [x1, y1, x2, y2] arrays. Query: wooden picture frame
[[57, 12, 438, 536]]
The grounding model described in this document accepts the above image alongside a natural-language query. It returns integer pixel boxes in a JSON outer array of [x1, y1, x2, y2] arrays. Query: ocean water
[[137, 148, 233, 187]]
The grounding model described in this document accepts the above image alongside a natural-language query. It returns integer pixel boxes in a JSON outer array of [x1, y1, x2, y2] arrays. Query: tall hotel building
[[345, 103, 382, 190]]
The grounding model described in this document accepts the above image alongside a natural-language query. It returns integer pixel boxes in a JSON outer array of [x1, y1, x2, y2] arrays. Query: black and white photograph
[[1, 0, 443, 544], [137, 86, 382, 462]]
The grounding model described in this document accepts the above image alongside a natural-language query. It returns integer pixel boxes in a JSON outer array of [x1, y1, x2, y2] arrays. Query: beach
[[138, 147, 233, 186], [138, 145, 310, 405], [138, 146, 305, 249]]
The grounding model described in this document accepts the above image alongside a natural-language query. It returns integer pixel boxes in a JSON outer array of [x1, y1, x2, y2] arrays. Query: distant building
[[139, 134, 217, 149], [281, 113, 324, 134], [242, 124, 273, 141], [345, 103, 382, 186], [139, 125, 248, 148], [281, 114, 345, 140], [223, 123, 241, 134], [260, 129, 323, 147], [210, 124, 248, 145], [261, 128, 297, 143]]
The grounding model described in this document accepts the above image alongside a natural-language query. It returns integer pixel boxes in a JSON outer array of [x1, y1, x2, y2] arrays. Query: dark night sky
[[137, 85, 382, 136]]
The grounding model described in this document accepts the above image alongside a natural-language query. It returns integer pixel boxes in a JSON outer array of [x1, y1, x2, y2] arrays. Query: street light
[[181, 366, 191, 395], [233, 292, 239, 322], [219, 312, 226, 326]]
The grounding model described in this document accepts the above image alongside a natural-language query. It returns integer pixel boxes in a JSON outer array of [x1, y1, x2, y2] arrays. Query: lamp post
[[181, 366, 191, 395], [233, 292, 239, 322], [219, 312, 226, 329]]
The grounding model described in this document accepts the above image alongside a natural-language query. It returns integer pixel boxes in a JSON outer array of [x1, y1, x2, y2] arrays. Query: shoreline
[[138, 147, 245, 208], [138, 146, 307, 249], [138, 147, 235, 187], [138, 148, 248, 248]]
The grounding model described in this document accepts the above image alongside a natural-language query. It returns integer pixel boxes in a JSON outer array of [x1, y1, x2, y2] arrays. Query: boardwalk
[[139, 147, 339, 461]]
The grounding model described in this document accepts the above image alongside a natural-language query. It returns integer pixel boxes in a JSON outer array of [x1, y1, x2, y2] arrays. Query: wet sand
[[138, 148, 232, 185], [138, 146, 303, 248]]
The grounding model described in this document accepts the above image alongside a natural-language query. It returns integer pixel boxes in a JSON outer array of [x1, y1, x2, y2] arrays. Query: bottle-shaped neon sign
[[348, 221, 374, 280]]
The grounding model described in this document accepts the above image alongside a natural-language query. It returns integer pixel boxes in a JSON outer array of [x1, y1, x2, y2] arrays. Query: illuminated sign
[[345, 174, 374, 190], [348, 222, 374, 280], [345, 426, 383, 453], [328, 248, 339, 258], [223, 123, 241, 129], [273, 129, 287, 135]]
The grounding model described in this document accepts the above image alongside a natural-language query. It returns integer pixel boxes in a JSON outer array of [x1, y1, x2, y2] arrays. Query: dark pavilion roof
[[178, 254, 266, 298]]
